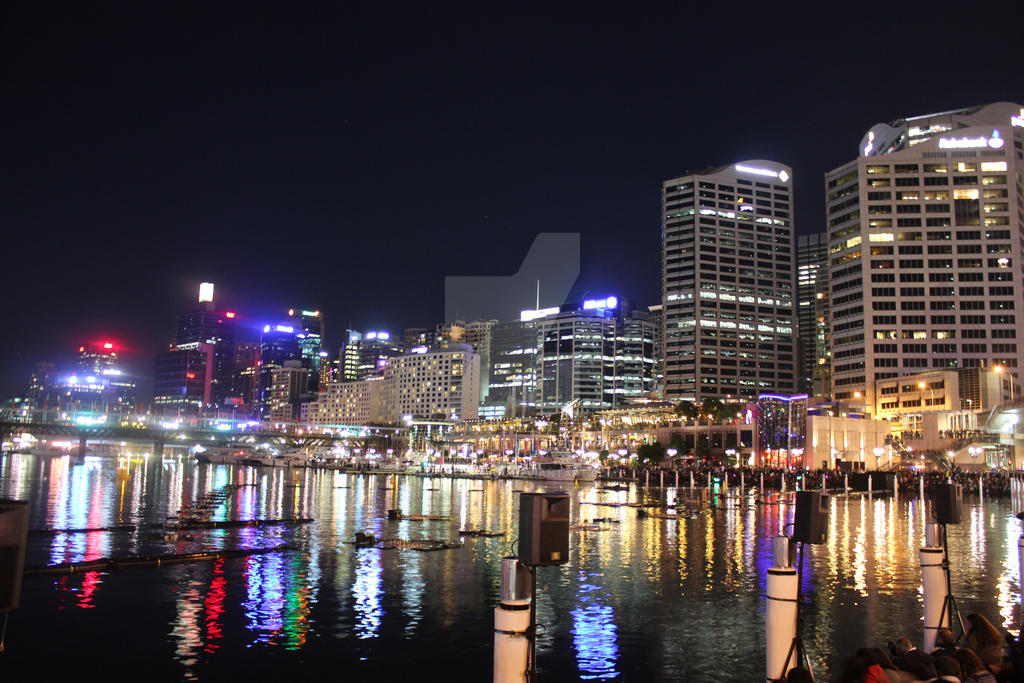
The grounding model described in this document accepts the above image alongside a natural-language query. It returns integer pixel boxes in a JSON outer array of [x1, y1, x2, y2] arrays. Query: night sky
[[2, 6, 1022, 399]]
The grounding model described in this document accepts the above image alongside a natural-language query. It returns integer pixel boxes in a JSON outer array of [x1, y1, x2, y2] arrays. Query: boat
[[193, 447, 250, 464], [525, 453, 599, 482]]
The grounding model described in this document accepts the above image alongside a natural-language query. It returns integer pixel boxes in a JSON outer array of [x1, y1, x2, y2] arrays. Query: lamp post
[[996, 365, 1015, 402], [873, 446, 884, 471], [968, 445, 981, 470]]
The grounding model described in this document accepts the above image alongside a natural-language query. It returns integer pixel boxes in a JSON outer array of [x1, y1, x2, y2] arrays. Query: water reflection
[[2, 453, 1023, 680], [571, 572, 619, 680]]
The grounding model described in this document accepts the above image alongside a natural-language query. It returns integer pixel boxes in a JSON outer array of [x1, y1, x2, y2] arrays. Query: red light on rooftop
[[225, 312, 236, 318], [186, 372, 196, 379], [79, 346, 85, 353], [103, 342, 114, 350]]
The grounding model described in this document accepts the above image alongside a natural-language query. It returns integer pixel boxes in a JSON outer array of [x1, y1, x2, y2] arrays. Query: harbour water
[[1, 452, 1022, 680]]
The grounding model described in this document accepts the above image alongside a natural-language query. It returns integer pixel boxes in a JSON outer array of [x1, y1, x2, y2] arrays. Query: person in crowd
[[853, 648, 892, 682], [785, 666, 814, 682], [933, 628, 961, 658], [953, 648, 996, 683], [868, 647, 914, 682], [964, 613, 1003, 673], [934, 655, 963, 682], [894, 637, 938, 680]]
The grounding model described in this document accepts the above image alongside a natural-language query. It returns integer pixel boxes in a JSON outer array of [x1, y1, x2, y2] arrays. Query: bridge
[[0, 409, 410, 456]]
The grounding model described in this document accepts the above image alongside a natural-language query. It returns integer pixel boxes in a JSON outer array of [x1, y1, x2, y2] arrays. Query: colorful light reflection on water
[[1, 452, 1023, 680]]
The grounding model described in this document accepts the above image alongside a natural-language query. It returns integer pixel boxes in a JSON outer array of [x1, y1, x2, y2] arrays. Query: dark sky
[[2, 6, 1022, 399]]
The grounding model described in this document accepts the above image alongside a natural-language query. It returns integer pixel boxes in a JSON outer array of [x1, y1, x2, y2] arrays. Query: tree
[[674, 401, 698, 422], [637, 441, 666, 464]]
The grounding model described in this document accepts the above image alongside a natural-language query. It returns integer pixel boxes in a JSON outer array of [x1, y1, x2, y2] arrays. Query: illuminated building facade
[[342, 330, 400, 381], [232, 342, 260, 410], [647, 304, 664, 398], [797, 233, 831, 398], [154, 282, 237, 415], [267, 360, 309, 423], [57, 341, 137, 413], [257, 323, 302, 419], [383, 345, 480, 421], [826, 102, 1024, 413], [309, 377, 387, 425], [484, 319, 538, 418], [662, 161, 798, 401], [287, 308, 323, 391], [531, 298, 655, 412]]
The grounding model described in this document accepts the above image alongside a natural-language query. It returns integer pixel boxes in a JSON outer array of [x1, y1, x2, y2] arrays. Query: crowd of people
[[823, 613, 1016, 682]]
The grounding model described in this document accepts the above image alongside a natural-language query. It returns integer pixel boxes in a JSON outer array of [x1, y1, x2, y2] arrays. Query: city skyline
[[3, 7, 1023, 397]]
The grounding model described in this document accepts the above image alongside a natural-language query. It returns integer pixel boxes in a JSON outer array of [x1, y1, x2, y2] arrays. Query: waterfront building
[[383, 344, 480, 421], [231, 342, 259, 411], [27, 362, 57, 409], [310, 376, 387, 425], [483, 318, 538, 418], [342, 329, 401, 381], [757, 393, 808, 467], [402, 327, 435, 352], [662, 161, 798, 402], [826, 101, 1024, 413], [532, 298, 655, 412], [797, 233, 831, 398]]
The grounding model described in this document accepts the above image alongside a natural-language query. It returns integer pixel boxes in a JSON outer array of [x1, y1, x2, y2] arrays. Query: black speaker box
[[518, 492, 570, 566], [793, 491, 828, 544], [932, 484, 963, 525], [0, 500, 29, 611]]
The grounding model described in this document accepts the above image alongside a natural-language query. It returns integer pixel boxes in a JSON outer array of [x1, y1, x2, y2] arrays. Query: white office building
[[826, 102, 1024, 413]]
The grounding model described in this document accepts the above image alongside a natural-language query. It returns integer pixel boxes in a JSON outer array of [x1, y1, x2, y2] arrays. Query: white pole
[[660, 470, 664, 488], [645, 470, 649, 487], [920, 524, 949, 653], [920, 474, 925, 501], [821, 474, 826, 492], [760, 471, 764, 492], [675, 470, 679, 488], [741, 471, 744, 492], [979, 474, 984, 501], [493, 599, 531, 683], [844, 474, 848, 494], [766, 566, 799, 681], [1019, 535, 1024, 615], [690, 471, 694, 489], [868, 475, 873, 496], [781, 473, 786, 493]]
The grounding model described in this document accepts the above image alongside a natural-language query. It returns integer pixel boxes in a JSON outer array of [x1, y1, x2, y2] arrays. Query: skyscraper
[[257, 323, 302, 419], [287, 308, 323, 391], [825, 102, 1024, 413], [342, 330, 400, 381], [796, 233, 830, 397], [662, 161, 798, 401]]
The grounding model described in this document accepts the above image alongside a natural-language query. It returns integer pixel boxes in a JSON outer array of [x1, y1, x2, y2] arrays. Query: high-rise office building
[[153, 283, 236, 415], [58, 341, 137, 413], [484, 319, 539, 417], [825, 102, 1024, 413], [662, 161, 798, 401], [648, 304, 665, 398], [267, 360, 309, 423], [256, 323, 302, 419], [232, 342, 260, 410], [287, 308, 323, 391], [532, 298, 655, 412], [342, 330, 401, 381], [382, 345, 480, 421], [797, 233, 831, 397]]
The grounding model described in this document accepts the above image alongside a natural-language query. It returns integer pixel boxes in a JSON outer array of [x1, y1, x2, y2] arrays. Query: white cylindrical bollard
[[690, 471, 694, 489], [645, 470, 650, 486], [868, 475, 873, 495], [979, 474, 984, 501], [494, 599, 531, 683], [660, 470, 664, 488], [920, 543, 949, 653], [741, 471, 744, 492], [844, 474, 848, 494], [760, 471, 764, 492], [781, 474, 786, 493], [675, 471, 679, 488], [920, 474, 925, 501], [821, 474, 826, 491], [766, 567, 799, 681], [1019, 536, 1024, 614]]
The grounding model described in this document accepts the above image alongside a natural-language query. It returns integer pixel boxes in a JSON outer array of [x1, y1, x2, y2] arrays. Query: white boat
[[194, 447, 250, 464], [525, 454, 599, 482]]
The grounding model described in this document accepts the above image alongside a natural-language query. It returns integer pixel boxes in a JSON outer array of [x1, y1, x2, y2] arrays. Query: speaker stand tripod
[[935, 523, 966, 642]]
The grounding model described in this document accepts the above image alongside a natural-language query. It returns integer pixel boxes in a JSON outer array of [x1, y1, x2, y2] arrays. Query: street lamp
[[872, 446, 884, 470], [995, 365, 1015, 402], [968, 445, 981, 469]]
